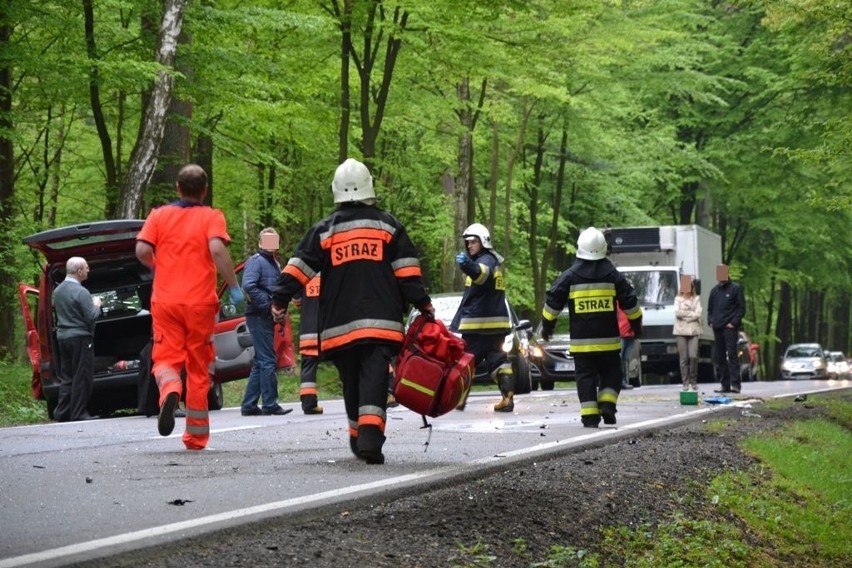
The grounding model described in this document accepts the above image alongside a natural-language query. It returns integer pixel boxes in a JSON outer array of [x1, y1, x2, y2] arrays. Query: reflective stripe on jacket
[[450, 250, 511, 335], [272, 203, 431, 355], [542, 258, 642, 355]]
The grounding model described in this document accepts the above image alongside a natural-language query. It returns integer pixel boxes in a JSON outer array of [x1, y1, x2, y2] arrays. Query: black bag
[[136, 339, 158, 417]]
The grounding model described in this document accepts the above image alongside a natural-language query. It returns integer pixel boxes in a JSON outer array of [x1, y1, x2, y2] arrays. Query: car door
[[16, 284, 43, 399], [211, 260, 296, 384]]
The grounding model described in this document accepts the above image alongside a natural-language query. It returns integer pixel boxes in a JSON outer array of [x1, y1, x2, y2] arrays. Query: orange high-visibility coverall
[[137, 203, 230, 450]]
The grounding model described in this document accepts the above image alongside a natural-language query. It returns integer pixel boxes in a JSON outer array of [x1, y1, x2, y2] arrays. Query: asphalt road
[[1, 379, 849, 568]]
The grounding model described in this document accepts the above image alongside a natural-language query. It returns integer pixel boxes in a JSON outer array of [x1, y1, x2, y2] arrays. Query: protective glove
[[455, 252, 468, 265], [540, 320, 555, 342], [271, 304, 288, 324], [229, 286, 245, 306], [420, 303, 435, 320]]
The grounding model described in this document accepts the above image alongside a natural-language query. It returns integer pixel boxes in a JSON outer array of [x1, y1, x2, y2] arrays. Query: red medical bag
[[393, 315, 474, 418]]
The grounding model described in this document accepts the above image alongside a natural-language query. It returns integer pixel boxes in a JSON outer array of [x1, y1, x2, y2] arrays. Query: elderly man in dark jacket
[[53, 256, 102, 422]]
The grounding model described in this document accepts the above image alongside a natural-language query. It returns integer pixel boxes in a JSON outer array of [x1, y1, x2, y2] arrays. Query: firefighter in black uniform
[[271, 158, 434, 464], [451, 223, 515, 412], [293, 274, 323, 414], [540, 227, 642, 427]]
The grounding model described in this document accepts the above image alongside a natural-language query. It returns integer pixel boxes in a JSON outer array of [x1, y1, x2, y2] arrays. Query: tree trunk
[[337, 1, 408, 167], [148, 25, 192, 212], [118, 0, 188, 219], [146, 102, 190, 210], [336, 0, 353, 163], [192, 131, 214, 205], [526, 126, 546, 310], [0, 9, 15, 358], [487, 120, 498, 229], [453, 78, 473, 291], [544, 127, 568, 304], [501, 101, 533, 254], [82, 0, 120, 217], [774, 280, 792, 376]]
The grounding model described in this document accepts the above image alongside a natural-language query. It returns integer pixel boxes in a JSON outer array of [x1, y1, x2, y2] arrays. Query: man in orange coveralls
[[135, 164, 243, 450]]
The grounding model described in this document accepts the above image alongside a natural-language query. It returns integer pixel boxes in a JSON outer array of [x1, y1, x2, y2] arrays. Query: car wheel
[[513, 355, 532, 395], [208, 381, 224, 411]]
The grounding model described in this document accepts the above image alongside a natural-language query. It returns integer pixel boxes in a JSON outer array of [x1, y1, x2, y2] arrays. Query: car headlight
[[530, 345, 543, 358], [813, 360, 824, 369], [782, 361, 793, 371]]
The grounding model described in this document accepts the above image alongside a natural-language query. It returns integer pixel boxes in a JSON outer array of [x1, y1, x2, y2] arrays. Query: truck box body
[[607, 225, 722, 381]]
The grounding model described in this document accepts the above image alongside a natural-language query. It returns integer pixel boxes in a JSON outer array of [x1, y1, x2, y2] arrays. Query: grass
[[540, 392, 852, 568], [0, 360, 47, 427]]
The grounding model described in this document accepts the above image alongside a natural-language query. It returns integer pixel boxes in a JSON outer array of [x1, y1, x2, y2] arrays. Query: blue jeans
[[620, 337, 636, 382], [241, 313, 279, 411]]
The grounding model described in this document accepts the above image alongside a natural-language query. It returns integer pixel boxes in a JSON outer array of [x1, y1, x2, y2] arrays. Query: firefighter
[[540, 227, 642, 427], [293, 274, 324, 414], [271, 158, 434, 464], [451, 223, 515, 412]]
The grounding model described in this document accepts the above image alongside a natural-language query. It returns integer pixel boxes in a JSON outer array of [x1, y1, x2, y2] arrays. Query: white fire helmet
[[331, 158, 376, 205], [462, 223, 492, 249], [576, 227, 607, 260]]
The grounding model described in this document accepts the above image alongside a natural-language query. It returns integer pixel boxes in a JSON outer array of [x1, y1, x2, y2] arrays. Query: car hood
[[539, 333, 571, 349], [785, 357, 822, 365], [23, 220, 144, 264]]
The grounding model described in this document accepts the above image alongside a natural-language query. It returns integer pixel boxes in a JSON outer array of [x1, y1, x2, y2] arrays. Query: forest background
[[0, 0, 849, 381]]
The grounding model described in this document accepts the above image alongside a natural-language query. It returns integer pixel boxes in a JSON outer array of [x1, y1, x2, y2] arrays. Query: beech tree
[[118, 0, 188, 219]]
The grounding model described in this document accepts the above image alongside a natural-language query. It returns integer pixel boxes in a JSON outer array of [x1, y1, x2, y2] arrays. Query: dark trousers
[[462, 334, 509, 379], [300, 355, 319, 409], [55, 335, 94, 421], [575, 352, 622, 417], [331, 344, 395, 435], [713, 326, 740, 391]]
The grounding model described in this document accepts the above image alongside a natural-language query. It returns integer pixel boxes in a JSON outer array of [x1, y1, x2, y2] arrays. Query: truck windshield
[[622, 270, 678, 308]]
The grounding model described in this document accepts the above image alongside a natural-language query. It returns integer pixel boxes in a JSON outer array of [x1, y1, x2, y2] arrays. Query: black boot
[[599, 402, 617, 425], [357, 425, 386, 465], [494, 374, 515, 413], [581, 415, 601, 428]]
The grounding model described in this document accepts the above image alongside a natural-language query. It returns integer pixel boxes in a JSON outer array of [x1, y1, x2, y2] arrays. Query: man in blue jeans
[[241, 228, 292, 416]]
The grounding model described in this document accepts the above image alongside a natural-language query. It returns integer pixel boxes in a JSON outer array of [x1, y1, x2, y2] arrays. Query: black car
[[405, 292, 533, 395], [529, 313, 574, 390]]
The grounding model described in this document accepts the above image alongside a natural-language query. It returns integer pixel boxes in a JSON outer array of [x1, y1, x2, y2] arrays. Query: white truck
[[607, 225, 723, 384]]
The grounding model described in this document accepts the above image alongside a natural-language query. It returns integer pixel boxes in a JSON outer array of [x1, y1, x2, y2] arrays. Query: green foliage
[[0, 360, 48, 427], [4, 0, 851, 357], [533, 545, 599, 568], [542, 396, 852, 567]]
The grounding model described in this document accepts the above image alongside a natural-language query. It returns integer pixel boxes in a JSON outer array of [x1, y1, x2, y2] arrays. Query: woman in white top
[[673, 275, 702, 390]]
